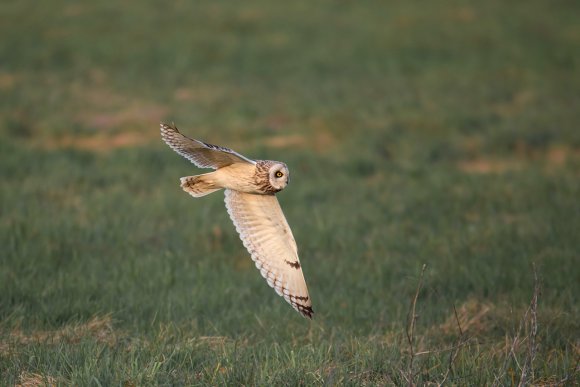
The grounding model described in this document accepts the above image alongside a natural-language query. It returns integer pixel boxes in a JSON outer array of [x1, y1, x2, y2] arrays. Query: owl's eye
[[275, 171, 284, 178]]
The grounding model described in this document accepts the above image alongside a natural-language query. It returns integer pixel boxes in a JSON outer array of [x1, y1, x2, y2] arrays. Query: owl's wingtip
[[160, 122, 178, 131], [299, 306, 314, 319]]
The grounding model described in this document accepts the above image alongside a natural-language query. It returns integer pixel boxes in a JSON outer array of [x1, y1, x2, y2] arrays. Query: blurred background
[[1, 0, 579, 384]]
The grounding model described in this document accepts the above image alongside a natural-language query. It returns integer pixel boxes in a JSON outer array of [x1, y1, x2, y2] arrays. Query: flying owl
[[160, 123, 313, 318]]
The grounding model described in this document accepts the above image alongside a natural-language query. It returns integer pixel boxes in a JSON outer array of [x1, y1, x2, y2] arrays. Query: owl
[[160, 123, 313, 318]]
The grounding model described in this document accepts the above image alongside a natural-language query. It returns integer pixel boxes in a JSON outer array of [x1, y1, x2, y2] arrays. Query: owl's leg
[[180, 173, 222, 198]]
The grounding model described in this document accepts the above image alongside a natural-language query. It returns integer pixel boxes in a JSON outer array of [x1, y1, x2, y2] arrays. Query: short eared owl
[[160, 123, 313, 318]]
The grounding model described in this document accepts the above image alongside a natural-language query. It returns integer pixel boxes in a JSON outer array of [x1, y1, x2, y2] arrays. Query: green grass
[[1, 0, 579, 385]]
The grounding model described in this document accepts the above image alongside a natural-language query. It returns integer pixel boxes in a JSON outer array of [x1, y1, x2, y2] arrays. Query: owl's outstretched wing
[[160, 123, 255, 169], [224, 189, 313, 318]]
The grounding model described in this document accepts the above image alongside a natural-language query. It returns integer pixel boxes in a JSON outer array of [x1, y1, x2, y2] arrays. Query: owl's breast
[[213, 164, 273, 194]]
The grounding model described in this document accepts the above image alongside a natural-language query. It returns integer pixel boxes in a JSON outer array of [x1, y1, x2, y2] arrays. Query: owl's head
[[267, 162, 290, 191]]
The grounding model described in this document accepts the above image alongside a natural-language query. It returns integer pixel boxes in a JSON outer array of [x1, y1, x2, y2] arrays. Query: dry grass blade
[[404, 264, 427, 387], [16, 372, 57, 387], [438, 303, 467, 386], [493, 264, 541, 387], [518, 263, 540, 386]]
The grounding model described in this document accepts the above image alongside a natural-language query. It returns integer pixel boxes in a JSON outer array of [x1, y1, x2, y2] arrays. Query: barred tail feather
[[180, 175, 222, 198]]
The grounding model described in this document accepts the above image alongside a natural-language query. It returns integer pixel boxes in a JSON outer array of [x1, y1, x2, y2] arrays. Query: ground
[[0, 0, 579, 385]]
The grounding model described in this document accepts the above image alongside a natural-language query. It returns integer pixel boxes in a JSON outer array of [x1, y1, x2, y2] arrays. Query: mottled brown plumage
[[254, 160, 286, 194]]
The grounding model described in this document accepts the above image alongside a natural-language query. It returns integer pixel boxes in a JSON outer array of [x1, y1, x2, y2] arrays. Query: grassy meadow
[[1, 0, 579, 385]]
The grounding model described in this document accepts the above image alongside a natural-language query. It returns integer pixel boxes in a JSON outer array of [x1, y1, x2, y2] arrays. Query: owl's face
[[267, 162, 290, 192]]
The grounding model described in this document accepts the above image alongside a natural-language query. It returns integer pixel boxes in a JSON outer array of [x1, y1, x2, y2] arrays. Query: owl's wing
[[224, 189, 313, 318], [160, 123, 256, 169]]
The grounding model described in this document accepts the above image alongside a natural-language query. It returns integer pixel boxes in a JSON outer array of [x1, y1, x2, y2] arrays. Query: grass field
[[1, 0, 579, 385]]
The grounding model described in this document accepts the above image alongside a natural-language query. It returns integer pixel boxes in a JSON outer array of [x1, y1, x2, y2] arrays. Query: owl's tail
[[180, 174, 222, 198]]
